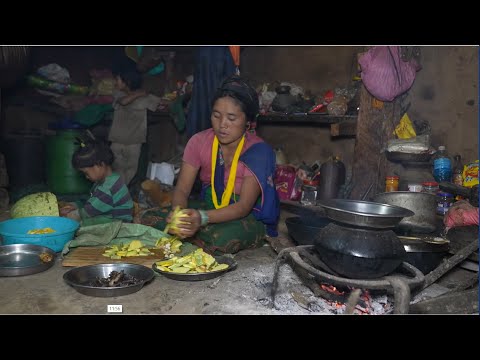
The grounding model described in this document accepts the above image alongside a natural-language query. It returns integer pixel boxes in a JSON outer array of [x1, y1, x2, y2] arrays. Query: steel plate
[[63, 263, 154, 297], [0, 244, 56, 277], [152, 256, 237, 281], [317, 199, 414, 229]]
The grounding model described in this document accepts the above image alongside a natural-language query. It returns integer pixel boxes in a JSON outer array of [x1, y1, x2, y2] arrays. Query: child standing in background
[[109, 70, 162, 186], [60, 140, 133, 226]]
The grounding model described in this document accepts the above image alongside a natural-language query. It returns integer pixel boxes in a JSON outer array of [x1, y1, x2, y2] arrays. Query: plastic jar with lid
[[422, 181, 439, 195], [385, 176, 399, 192], [436, 192, 454, 215]]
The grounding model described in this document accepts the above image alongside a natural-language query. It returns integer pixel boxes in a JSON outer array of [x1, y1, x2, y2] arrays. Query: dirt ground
[[0, 208, 477, 315]]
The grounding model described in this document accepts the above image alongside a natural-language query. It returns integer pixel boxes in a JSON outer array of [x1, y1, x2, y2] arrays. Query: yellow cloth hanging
[[211, 135, 245, 209]]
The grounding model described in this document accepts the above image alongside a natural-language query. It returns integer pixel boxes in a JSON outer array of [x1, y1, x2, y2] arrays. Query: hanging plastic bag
[[359, 46, 421, 102], [394, 113, 417, 139]]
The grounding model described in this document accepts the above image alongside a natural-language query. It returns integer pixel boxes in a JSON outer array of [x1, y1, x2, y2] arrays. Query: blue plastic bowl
[[0, 216, 80, 252]]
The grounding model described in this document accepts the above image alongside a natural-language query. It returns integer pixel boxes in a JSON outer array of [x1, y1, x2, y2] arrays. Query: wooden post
[[349, 85, 400, 199]]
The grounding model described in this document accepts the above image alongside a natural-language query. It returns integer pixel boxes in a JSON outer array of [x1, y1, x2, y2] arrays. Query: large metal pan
[[0, 244, 56, 277], [63, 263, 154, 297], [399, 236, 449, 274], [373, 192, 438, 233], [316, 199, 414, 229]]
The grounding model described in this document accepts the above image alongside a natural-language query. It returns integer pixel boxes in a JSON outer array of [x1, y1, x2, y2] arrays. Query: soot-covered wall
[[241, 46, 479, 177]]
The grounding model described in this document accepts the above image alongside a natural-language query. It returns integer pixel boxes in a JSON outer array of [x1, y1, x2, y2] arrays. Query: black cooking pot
[[399, 236, 449, 274], [314, 223, 406, 279], [285, 216, 332, 245]]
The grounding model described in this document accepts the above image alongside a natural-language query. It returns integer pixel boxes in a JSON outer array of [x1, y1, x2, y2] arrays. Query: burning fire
[[319, 284, 386, 314], [320, 284, 345, 296]]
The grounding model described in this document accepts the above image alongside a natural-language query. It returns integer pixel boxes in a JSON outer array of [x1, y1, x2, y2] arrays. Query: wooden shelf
[[257, 112, 357, 125], [257, 112, 358, 137]]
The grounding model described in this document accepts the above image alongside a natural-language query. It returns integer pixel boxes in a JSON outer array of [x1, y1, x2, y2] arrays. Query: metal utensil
[[373, 191, 438, 233], [316, 199, 414, 228], [63, 263, 154, 297], [0, 244, 56, 277], [152, 256, 237, 281], [361, 183, 375, 201]]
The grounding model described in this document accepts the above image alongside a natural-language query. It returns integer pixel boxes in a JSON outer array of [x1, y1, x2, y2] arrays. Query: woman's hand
[[166, 208, 201, 238], [59, 204, 77, 217]]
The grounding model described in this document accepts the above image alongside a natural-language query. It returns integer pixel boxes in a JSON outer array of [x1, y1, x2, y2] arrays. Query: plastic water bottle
[[432, 146, 452, 182]]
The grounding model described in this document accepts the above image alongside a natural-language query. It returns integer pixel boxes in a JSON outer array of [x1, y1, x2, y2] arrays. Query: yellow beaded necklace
[[211, 134, 245, 209]]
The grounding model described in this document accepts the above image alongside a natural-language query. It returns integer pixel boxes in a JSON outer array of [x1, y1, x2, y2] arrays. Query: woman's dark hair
[[117, 70, 142, 91], [211, 75, 260, 122], [72, 140, 114, 169]]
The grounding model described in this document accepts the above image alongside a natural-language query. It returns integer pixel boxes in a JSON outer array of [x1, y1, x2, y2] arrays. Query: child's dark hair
[[72, 139, 114, 169], [117, 70, 142, 91]]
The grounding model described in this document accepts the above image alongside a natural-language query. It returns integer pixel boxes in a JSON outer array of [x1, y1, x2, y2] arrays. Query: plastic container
[[407, 182, 423, 192], [432, 146, 452, 182], [0, 216, 79, 252], [436, 192, 454, 215], [385, 176, 399, 192], [46, 130, 91, 195], [422, 181, 439, 195]]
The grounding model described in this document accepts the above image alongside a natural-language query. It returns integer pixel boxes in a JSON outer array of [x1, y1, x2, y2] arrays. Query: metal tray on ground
[[63, 263, 155, 297], [152, 256, 237, 281], [0, 244, 56, 277]]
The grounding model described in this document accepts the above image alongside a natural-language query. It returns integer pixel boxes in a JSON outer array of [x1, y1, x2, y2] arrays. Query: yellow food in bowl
[[27, 227, 56, 235]]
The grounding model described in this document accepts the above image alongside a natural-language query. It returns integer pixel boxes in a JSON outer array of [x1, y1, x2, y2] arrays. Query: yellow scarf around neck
[[211, 134, 246, 209]]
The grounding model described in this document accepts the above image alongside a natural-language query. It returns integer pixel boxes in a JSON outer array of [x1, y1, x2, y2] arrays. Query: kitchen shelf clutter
[[257, 113, 358, 137]]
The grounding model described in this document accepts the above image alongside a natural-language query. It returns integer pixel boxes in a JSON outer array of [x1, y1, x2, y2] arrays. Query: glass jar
[[436, 192, 454, 215], [385, 176, 399, 192], [422, 181, 439, 195], [300, 184, 318, 206]]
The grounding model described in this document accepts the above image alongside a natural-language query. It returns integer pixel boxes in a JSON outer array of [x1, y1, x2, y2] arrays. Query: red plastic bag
[[444, 200, 479, 231], [274, 165, 296, 201], [359, 46, 421, 102]]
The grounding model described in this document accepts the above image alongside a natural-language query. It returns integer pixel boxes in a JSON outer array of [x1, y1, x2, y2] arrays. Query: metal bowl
[[316, 199, 414, 229], [373, 192, 438, 233], [399, 236, 449, 274], [285, 216, 332, 245], [152, 256, 237, 281], [0, 244, 56, 277], [385, 151, 433, 163], [63, 263, 154, 297]]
